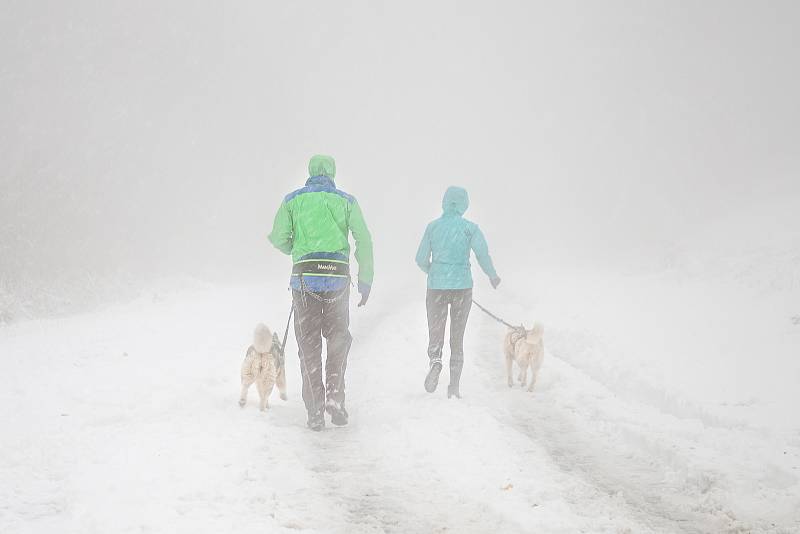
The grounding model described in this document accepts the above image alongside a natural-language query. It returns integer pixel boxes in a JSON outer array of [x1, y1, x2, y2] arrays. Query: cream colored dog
[[239, 323, 287, 411], [504, 323, 544, 392]]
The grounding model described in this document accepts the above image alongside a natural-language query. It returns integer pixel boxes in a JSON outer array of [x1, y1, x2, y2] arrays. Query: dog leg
[[528, 359, 542, 392], [518, 363, 528, 388], [527, 365, 537, 392], [265, 377, 276, 409], [276, 365, 288, 400], [239, 381, 251, 407], [506, 354, 514, 388], [256, 380, 269, 411]]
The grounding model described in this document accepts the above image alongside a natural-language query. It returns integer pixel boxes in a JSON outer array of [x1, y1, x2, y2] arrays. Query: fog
[[2, 1, 799, 313], [4, 3, 800, 531]]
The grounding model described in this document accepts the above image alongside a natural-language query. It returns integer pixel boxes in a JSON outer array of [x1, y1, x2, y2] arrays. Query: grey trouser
[[426, 289, 472, 383], [292, 288, 352, 417]]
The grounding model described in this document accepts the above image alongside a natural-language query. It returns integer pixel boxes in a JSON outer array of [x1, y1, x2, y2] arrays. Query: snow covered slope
[[1, 271, 798, 533]]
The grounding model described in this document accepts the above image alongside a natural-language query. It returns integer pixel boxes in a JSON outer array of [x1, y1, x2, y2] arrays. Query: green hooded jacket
[[269, 155, 373, 290]]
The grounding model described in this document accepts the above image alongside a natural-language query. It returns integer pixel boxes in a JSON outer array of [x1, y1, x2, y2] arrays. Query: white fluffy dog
[[239, 323, 287, 411], [504, 323, 544, 392]]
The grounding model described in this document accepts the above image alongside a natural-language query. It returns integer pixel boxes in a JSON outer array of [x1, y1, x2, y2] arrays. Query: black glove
[[357, 282, 371, 307], [490, 277, 501, 289]]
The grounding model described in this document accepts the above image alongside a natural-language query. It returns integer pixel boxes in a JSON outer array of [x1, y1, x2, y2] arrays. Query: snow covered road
[[2, 281, 799, 533]]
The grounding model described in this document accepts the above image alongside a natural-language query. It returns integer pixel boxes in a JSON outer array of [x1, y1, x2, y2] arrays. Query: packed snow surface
[[1, 264, 798, 533]]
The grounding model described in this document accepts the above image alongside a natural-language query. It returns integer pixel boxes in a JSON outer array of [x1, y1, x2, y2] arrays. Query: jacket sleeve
[[348, 200, 374, 285], [470, 225, 498, 280], [415, 224, 432, 274], [268, 201, 293, 255]]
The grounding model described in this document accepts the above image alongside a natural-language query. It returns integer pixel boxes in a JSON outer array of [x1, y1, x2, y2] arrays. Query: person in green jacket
[[269, 155, 373, 431], [415, 186, 500, 398]]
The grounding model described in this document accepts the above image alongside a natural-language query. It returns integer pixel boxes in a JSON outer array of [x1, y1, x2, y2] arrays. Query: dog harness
[[509, 329, 528, 346]]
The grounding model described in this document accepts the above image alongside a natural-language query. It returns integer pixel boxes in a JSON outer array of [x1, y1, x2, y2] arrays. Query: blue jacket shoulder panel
[[284, 176, 355, 204]]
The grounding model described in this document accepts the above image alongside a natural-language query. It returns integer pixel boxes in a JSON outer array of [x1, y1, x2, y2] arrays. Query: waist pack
[[292, 258, 350, 278]]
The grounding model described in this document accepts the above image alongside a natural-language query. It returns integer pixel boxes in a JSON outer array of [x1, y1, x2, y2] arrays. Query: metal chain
[[299, 274, 349, 304], [302, 288, 347, 304]]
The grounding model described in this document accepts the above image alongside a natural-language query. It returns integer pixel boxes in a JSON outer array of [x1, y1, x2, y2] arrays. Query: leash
[[278, 301, 294, 364], [472, 299, 524, 331]]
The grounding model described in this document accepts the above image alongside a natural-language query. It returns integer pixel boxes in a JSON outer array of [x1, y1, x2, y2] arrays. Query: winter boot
[[424, 358, 443, 393], [448, 358, 463, 399], [307, 409, 325, 432], [325, 399, 349, 426]]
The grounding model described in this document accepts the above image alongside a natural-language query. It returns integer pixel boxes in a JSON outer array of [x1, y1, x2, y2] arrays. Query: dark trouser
[[292, 288, 352, 417], [426, 288, 472, 386]]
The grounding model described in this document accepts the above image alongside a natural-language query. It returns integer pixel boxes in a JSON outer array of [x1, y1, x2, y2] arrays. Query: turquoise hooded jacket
[[415, 186, 498, 289]]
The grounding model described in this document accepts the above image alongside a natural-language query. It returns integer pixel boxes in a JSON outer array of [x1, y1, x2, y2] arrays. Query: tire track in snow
[[469, 314, 795, 533]]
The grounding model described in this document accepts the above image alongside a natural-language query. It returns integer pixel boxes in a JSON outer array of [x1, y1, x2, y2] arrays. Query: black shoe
[[325, 401, 349, 426], [307, 411, 325, 432], [447, 385, 461, 399], [424, 360, 443, 393]]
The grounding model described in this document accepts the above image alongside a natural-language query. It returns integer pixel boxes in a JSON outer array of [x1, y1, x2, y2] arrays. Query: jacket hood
[[308, 154, 336, 180], [442, 186, 469, 216]]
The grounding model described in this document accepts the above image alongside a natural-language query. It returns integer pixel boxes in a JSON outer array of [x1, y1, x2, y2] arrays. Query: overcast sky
[[2, 1, 798, 287]]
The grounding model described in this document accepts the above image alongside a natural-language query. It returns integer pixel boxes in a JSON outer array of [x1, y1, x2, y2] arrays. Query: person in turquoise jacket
[[415, 186, 500, 398]]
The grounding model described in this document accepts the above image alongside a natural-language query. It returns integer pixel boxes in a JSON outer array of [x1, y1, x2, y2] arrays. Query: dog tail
[[253, 323, 273, 353], [531, 322, 544, 337]]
